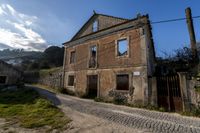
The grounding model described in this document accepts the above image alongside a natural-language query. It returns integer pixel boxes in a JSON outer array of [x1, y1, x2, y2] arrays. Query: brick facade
[[63, 13, 156, 105]]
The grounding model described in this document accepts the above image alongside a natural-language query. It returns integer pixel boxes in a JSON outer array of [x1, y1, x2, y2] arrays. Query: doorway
[[157, 74, 183, 112], [0, 76, 7, 84], [87, 75, 98, 98]]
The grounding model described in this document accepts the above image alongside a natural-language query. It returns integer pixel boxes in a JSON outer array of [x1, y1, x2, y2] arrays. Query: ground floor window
[[116, 74, 129, 90], [0, 76, 7, 84], [68, 75, 75, 86]]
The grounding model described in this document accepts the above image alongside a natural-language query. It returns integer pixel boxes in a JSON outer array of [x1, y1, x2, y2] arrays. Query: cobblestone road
[[33, 86, 200, 133]]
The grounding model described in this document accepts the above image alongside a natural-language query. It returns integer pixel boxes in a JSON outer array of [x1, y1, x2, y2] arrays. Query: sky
[[0, 0, 200, 56]]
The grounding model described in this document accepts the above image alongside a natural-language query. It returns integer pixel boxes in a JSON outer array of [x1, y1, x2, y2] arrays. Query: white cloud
[[0, 4, 47, 51], [0, 6, 6, 15]]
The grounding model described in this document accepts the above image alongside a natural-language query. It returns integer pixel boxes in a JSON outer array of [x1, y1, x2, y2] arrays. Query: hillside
[[0, 49, 42, 61]]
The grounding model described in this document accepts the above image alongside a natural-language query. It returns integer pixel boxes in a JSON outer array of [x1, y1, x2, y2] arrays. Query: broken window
[[68, 75, 75, 86], [89, 45, 97, 68], [116, 74, 129, 90], [0, 76, 6, 84], [70, 51, 75, 64], [117, 39, 128, 56], [93, 20, 98, 32]]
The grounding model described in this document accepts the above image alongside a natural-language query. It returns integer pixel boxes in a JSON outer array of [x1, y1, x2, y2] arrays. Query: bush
[[94, 97, 104, 102], [158, 107, 166, 112], [58, 87, 66, 93], [113, 96, 127, 105]]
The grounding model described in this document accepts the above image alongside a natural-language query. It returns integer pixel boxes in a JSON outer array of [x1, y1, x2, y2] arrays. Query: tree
[[40, 46, 64, 67], [157, 47, 198, 74]]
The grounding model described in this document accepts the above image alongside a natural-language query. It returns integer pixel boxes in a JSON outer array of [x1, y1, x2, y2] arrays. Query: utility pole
[[185, 7, 198, 59]]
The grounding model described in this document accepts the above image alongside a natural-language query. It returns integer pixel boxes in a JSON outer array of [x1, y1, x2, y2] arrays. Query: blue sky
[[0, 0, 200, 57]]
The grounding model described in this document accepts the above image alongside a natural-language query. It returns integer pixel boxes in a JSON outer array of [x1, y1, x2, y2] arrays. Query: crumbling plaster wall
[[64, 24, 153, 105]]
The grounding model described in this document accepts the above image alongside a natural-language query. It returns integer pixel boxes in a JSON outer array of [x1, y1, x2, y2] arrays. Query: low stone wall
[[38, 70, 63, 89], [24, 67, 63, 89], [189, 80, 200, 107], [190, 89, 200, 107]]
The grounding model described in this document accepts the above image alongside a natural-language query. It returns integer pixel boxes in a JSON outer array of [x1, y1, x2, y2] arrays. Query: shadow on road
[[26, 85, 62, 106]]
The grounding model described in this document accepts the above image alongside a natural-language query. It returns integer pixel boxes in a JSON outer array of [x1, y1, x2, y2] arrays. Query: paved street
[[32, 86, 200, 133]]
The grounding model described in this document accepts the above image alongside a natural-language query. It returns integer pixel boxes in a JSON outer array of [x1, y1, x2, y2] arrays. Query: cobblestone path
[[33, 87, 200, 133]]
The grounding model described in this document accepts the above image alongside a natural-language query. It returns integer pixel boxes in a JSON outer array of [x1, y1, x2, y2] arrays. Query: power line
[[151, 16, 200, 24]]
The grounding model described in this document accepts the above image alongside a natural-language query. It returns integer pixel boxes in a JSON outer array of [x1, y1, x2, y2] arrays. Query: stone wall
[[188, 79, 200, 107], [38, 70, 63, 89], [24, 67, 63, 89]]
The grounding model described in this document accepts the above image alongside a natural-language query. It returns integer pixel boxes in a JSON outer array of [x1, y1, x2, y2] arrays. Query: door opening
[[0, 76, 7, 84], [87, 75, 98, 98]]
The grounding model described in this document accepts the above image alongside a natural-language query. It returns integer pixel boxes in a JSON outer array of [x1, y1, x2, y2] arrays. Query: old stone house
[[0, 60, 22, 86], [63, 13, 156, 105]]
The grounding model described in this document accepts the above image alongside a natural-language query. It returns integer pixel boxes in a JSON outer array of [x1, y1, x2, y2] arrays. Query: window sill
[[115, 55, 129, 58], [67, 85, 75, 88], [115, 90, 129, 92]]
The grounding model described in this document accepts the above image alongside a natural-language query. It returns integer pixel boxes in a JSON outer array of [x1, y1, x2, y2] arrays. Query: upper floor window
[[89, 45, 97, 68], [93, 20, 98, 32], [70, 51, 75, 64], [117, 39, 128, 56]]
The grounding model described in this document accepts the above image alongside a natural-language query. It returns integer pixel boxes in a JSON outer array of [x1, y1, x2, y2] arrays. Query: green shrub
[[158, 107, 166, 112], [113, 97, 127, 105], [94, 97, 104, 102]]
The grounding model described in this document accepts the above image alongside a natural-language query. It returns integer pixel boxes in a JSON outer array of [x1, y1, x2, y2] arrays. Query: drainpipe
[[62, 46, 67, 89]]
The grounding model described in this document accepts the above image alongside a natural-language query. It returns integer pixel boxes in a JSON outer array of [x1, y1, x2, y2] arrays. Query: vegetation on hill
[[4, 46, 65, 71], [0, 49, 42, 60]]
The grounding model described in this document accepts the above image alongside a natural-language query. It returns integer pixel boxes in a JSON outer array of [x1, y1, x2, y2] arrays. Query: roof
[[70, 12, 130, 41], [63, 14, 148, 48], [0, 60, 22, 74]]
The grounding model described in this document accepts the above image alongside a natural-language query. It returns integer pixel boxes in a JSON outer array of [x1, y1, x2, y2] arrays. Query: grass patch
[[0, 87, 71, 131]]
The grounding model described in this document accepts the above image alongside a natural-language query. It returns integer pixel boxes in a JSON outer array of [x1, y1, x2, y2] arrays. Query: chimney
[[185, 7, 197, 58]]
